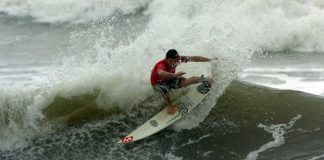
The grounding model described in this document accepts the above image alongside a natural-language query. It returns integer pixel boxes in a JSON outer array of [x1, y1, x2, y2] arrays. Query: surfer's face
[[167, 58, 180, 67]]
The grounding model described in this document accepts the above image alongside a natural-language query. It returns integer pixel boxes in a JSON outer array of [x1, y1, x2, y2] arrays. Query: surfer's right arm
[[157, 70, 186, 79], [180, 56, 218, 62]]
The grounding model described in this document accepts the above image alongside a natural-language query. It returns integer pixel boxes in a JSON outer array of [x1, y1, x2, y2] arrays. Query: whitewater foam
[[0, 0, 151, 23], [240, 66, 324, 96], [309, 154, 324, 160], [245, 114, 302, 160]]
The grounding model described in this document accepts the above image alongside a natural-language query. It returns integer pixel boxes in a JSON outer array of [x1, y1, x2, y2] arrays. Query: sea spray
[[0, 0, 151, 23]]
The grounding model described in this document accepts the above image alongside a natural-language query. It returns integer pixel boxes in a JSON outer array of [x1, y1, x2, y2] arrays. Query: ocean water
[[0, 0, 324, 159]]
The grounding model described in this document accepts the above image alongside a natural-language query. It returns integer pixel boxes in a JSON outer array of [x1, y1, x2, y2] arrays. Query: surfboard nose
[[117, 136, 134, 144]]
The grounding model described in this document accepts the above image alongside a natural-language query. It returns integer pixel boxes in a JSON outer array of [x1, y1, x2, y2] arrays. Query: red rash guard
[[150, 59, 176, 85]]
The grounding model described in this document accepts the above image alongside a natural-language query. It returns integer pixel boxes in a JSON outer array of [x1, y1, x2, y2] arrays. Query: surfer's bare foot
[[206, 77, 214, 84], [167, 106, 177, 114], [201, 76, 213, 85]]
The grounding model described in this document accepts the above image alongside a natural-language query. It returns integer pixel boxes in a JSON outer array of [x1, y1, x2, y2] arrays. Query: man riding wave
[[150, 49, 215, 114]]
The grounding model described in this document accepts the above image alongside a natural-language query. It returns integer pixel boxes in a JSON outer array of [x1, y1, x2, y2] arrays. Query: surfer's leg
[[180, 76, 213, 87], [180, 76, 201, 87], [152, 83, 169, 95], [162, 93, 177, 114], [153, 84, 177, 114]]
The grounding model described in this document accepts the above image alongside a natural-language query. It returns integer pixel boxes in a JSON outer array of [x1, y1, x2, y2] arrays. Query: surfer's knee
[[180, 76, 200, 87]]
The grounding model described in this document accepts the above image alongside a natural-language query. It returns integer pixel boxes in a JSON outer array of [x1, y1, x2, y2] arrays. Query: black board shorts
[[152, 77, 185, 96]]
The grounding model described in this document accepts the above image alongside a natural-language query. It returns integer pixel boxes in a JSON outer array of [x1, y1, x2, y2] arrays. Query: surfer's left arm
[[182, 56, 216, 62]]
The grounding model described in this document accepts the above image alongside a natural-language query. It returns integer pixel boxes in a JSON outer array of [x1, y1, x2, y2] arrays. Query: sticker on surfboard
[[149, 120, 158, 127]]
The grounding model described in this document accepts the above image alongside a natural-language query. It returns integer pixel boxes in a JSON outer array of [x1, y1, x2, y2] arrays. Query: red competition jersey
[[150, 59, 176, 85]]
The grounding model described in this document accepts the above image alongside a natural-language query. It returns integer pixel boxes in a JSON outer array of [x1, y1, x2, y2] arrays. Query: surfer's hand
[[175, 71, 186, 77], [211, 57, 218, 61], [167, 105, 177, 114]]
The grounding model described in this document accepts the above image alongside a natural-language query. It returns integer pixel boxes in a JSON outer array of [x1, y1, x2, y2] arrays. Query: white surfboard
[[118, 82, 211, 144]]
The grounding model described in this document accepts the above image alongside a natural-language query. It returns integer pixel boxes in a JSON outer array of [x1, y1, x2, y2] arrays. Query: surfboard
[[118, 81, 211, 144]]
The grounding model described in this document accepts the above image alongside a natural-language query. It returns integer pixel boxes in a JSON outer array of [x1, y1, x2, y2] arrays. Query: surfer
[[150, 49, 215, 114]]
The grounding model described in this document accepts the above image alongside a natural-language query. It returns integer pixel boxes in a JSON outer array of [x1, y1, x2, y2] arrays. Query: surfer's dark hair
[[165, 49, 179, 59]]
